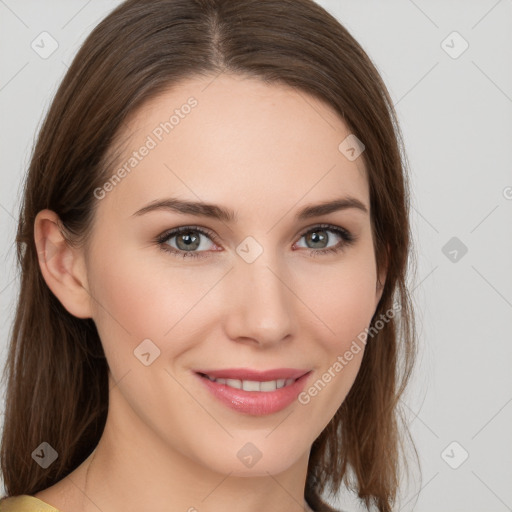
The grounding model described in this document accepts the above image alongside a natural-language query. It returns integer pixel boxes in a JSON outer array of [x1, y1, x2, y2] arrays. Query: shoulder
[[0, 495, 60, 512]]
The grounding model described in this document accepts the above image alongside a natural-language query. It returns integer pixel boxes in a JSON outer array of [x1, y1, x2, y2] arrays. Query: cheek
[[295, 261, 376, 429], [293, 247, 377, 411], [298, 249, 378, 350], [87, 243, 221, 369], [87, 246, 160, 358]]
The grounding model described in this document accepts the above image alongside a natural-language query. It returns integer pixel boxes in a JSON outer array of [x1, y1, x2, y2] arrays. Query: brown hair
[[0, 1, 417, 510]]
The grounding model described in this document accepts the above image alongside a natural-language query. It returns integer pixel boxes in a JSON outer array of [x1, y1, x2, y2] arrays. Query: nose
[[223, 253, 295, 348]]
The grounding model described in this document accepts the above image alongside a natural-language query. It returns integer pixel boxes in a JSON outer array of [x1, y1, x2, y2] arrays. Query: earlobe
[[34, 209, 92, 319]]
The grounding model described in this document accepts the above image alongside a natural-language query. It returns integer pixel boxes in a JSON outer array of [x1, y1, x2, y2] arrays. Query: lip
[[193, 368, 312, 416]]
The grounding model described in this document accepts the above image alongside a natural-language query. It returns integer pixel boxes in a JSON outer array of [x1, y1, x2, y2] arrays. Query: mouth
[[193, 368, 312, 415]]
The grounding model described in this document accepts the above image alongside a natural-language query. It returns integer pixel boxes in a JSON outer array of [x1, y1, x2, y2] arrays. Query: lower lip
[[195, 372, 311, 416]]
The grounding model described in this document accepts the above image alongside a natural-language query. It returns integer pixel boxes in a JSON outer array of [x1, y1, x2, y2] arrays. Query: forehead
[[100, 73, 369, 221]]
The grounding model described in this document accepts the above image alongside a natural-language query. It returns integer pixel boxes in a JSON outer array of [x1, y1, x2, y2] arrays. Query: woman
[[0, 0, 417, 511]]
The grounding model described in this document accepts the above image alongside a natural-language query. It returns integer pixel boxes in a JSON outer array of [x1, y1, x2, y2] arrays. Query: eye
[[294, 223, 356, 257], [156, 226, 219, 259]]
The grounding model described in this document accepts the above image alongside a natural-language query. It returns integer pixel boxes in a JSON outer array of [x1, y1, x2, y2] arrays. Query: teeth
[[226, 378, 242, 389], [204, 375, 296, 392], [242, 380, 260, 392]]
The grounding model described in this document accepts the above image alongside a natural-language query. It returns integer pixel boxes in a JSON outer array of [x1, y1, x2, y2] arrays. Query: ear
[[34, 209, 92, 319]]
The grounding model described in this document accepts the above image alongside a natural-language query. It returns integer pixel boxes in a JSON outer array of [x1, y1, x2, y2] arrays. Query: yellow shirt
[[0, 495, 59, 512], [0, 494, 331, 512]]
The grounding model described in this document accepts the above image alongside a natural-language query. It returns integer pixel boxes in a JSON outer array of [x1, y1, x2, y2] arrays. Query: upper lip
[[194, 368, 310, 381]]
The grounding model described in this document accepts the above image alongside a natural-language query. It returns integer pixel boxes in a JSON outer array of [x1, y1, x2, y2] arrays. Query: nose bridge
[[225, 243, 295, 345]]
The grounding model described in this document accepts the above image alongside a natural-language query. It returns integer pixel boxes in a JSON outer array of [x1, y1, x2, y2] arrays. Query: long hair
[[0, 1, 417, 510]]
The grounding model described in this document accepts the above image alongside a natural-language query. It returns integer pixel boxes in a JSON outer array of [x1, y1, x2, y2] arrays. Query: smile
[[200, 373, 297, 392], [193, 368, 312, 415]]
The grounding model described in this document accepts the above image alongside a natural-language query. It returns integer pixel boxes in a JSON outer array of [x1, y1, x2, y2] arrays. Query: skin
[[34, 73, 386, 512]]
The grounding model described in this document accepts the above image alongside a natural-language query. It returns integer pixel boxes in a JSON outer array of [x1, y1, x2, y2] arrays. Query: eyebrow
[[132, 196, 368, 222]]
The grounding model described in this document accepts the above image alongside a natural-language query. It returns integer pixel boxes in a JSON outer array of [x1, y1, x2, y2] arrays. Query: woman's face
[[81, 73, 384, 476]]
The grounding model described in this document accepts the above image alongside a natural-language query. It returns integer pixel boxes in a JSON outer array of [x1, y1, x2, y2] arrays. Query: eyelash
[[155, 223, 356, 260]]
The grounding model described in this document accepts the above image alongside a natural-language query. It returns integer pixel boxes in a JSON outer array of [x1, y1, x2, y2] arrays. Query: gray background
[[1, 1, 511, 511]]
